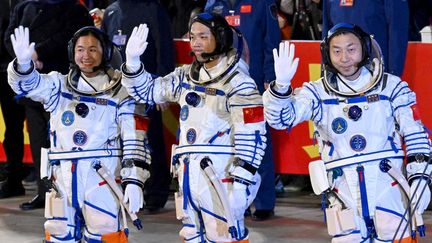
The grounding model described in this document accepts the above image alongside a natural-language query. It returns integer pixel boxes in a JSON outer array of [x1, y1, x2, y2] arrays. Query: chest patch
[[331, 117, 348, 134], [186, 128, 197, 144], [350, 134, 366, 152], [62, 111, 75, 126], [73, 130, 88, 146]]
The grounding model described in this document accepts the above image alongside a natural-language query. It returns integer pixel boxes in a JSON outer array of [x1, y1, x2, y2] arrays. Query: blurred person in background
[[0, 0, 26, 199], [4, 0, 93, 210]]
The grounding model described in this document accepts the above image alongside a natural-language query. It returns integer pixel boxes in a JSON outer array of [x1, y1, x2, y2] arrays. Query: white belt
[[48, 149, 122, 161], [174, 144, 235, 156], [325, 149, 405, 170]]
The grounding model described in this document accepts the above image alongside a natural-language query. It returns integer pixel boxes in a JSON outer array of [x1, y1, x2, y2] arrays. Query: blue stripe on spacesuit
[[49, 232, 75, 241], [61, 92, 117, 107], [131, 75, 155, 104], [182, 158, 206, 243], [181, 82, 226, 96], [46, 217, 68, 221], [375, 206, 407, 221], [84, 201, 117, 219], [236, 91, 261, 97], [83, 236, 103, 243], [46, 81, 62, 111], [404, 131, 430, 154], [173, 77, 182, 98], [280, 103, 296, 128], [71, 159, 83, 241], [389, 81, 409, 100], [322, 95, 390, 104], [387, 136, 399, 153], [325, 149, 404, 170], [200, 207, 227, 223], [84, 226, 103, 237], [230, 103, 263, 107], [393, 101, 415, 112], [405, 131, 428, 139], [21, 72, 41, 93], [184, 234, 203, 242], [227, 84, 256, 98], [356, 166, 374, 237], [304, 85, 323, 124]]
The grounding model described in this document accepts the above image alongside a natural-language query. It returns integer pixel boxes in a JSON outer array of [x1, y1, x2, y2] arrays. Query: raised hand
[[125, 24, 149, 69], [273, 41, 299, 92], [10, 26, 35, 65]]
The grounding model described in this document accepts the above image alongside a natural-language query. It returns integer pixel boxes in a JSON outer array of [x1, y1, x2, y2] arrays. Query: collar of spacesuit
[[189, 49, 240, 85], [67, 67, 122, 96], [323, 57, 383, 97]]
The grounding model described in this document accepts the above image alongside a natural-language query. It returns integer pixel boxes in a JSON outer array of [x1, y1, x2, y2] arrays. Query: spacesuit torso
[[263, 66, 430, 241], [122, 50, 266, 242], [7, 64, 149, 242]]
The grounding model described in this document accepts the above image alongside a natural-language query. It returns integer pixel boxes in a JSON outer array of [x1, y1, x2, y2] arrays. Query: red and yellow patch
[[243, 106, 264, 124]]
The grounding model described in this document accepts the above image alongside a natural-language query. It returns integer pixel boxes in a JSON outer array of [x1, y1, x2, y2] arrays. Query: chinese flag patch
[[134, 115, 149, 131], [240, 4, 252, 13], [243, 106, 264, 123], [411, 104, 421, 121]]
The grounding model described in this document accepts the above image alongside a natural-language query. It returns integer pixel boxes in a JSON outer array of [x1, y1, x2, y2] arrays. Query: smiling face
[[189, 22, 218, 68], [329, 32, 363, 80], [74, 34, 103, 77]]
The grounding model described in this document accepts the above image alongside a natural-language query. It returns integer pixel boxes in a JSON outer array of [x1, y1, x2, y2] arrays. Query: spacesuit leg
[[200, 156, 256, 243], [327, 174, 366, 243], [44, 166, 77, 243], [373, 159, 412, 242], [174, 157, 205, 243], [82, 167, 125, 242]]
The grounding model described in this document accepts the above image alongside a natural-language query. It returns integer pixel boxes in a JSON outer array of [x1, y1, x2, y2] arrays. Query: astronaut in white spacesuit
[[263, 23, 431, 242], [8, 26, 151, 242], [121, 13, 266, 243]]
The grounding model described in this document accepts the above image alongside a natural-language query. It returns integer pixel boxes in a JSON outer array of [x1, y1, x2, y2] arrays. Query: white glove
[[273, 41, 299, 93], [125, 23, 149, 72], [410, 179, 431, 216], [10, 26, 35, 66], [228, 182, 248, 220], [123, 183, 143, 214]]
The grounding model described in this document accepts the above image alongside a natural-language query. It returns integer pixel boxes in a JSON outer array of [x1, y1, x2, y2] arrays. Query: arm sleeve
[[263, 81, 317, 130], [228, 74, 267, 182], [121, 64, 185, 105], [118, 97, 151, 164], [392, 80, 430, 156], [7, 60, 62, 112]]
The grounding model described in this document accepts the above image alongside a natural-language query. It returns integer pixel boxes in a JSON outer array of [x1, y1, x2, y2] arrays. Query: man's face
[[190, 22, 217, 64], [329, 32, 363, 80], [74, 34, 103, 77]]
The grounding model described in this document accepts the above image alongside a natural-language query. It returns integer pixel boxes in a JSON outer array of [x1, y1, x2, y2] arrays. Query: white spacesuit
[[121, 13, 266, 243], [263, 23, 431, 242], [8, 26, 151, 242]]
